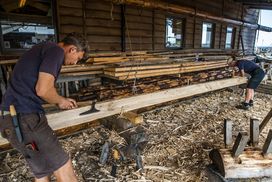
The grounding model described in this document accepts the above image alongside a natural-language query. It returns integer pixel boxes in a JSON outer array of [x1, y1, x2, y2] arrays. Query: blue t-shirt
[[237, 60, 260, 75], [1, 42, 64, 113]]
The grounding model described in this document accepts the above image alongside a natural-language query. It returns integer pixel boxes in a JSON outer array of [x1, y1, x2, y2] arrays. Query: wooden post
[[250, 118, 259, 147], [263, 130, 272, 156], [121, 4, 126, 52], [259, 108, 272, 133], [65, 82, 69, 97], [224, 119, 232, 148], [232, 132, 249, 157]]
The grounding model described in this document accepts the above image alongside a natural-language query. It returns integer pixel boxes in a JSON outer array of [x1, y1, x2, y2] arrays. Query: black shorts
[[0, 113, 69, 178], [247, 68, 265, 89]]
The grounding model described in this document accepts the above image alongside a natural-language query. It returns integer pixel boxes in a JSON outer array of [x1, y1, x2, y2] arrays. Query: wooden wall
[[58, 0, 121, 52], [57, 0, 259, 53], [125, 6, 153, 51], [241, 8, 260, 53]]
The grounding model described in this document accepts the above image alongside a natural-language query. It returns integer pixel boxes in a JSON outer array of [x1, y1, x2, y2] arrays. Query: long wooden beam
[[0, 77, 247, 146], [107, 0, 272, 32]]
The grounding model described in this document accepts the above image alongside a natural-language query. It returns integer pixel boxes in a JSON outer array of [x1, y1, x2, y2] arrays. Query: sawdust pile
[[0, 88, 272, 182]]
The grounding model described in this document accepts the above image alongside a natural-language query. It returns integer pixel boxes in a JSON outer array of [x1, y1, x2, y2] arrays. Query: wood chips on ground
[[0, 87, 272, 182]]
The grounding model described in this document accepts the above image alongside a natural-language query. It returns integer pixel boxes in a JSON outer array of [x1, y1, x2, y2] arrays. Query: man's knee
[[35, 176, 50, 182], [54, 159, 78, 182]]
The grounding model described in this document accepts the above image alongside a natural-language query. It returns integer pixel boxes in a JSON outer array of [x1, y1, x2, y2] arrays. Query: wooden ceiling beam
[[1, 0, 20, 12], [0, 12, 52, 25], [106, 0, 272, 32], [27, 0, 50, 12]]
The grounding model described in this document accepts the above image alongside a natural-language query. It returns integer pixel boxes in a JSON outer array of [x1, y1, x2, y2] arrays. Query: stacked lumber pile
[[87, 51, 168, 65], [103, 60, 228, 80], [86, 50, 235, 80], [86, 49, 232, 65], [71, 68, 233, 102], [0, 50, 239, 100], [256, 82, 272, 95], [60, 64, 106, 77]]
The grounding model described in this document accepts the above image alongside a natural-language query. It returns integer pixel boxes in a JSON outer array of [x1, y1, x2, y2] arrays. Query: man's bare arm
[[35, 72, 77, 109], [240, 69, 245, 77]]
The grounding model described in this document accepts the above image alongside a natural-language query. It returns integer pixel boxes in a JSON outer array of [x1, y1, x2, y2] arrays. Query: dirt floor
[[0, 87, 272, 182]]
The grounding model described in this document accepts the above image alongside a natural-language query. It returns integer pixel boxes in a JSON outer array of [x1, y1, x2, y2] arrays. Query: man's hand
[[58, 98, 78, 110], [240, 69, 245, 77], [36, 72, 78, 110]]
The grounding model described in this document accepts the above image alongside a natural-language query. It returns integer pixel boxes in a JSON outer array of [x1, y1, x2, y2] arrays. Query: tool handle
[[9, 105, 17, 116], [14, 127, 23, 143], [9, 105, 23, 143]]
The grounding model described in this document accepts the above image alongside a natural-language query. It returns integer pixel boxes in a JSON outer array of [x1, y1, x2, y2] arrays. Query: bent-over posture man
[[228, 56, 265, 110], [0, 33, 88, 181]]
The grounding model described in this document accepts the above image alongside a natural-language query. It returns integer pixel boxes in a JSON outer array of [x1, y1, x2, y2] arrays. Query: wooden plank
[[259, 108, 272, 133], [86, 1, 121, 13], [104, 64, 228, 79], [86, 28, 121, 36], [263, 130, 272, 155], [85, 18, 120, 28], [0, 77, 247, 146], [104, 63, 227, 77], [250, 118, 259, 147], [232, 132, 249, 157], [224, 119, 233, 148], [60, 71, 103, 76], [59, 7, 82, 16], [59, 0, 82, 8], [105, 64, 182, 72]]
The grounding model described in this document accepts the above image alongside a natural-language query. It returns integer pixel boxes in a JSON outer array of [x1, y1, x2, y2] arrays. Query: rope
[[256, 10, 261, 50], [122, 6, 145, 94], [110, 2, 114, 21]]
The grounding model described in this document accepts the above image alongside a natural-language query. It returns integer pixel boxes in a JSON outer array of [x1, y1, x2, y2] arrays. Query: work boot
[[249, 100, 254, 107], [236, 102, 250, 110]]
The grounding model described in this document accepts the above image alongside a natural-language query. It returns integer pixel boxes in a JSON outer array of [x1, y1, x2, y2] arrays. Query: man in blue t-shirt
[[0, 33, 89, 181], [228, 56, 265, 110]]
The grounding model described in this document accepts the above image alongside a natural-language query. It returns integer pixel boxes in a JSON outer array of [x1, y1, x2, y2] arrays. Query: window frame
[[0, 1, 57, 55], [225, 26, 236, 49], [164, 16, 186, 50], [201, 22, 215, 48]]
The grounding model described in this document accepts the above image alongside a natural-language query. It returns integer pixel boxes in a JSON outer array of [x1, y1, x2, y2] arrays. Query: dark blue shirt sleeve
[[39, 45, 64, 79], [237, 61, 244, 71]]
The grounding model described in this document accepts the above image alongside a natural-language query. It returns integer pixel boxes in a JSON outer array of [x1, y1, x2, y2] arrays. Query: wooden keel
[[0, 77, 247, 147]]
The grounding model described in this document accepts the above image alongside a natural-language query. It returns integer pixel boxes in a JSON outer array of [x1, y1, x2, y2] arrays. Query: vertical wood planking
[[56, 0, 257, 53]]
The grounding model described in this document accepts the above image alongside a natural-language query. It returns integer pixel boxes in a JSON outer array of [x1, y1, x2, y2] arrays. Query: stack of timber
[[60, 64, 106, 77], [103, 60, 229, 80], [71, 68, 234, 102], [256, 82, 272, 95], [87, 49, 233, 65]]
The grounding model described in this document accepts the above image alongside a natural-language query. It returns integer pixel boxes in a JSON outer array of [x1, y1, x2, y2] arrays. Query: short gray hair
[[61, 32, 89, 54]]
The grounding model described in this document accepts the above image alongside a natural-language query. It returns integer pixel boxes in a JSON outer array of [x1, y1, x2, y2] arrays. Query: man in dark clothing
[[0, 33, 88, 181], [228, 56, 266, 110]]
